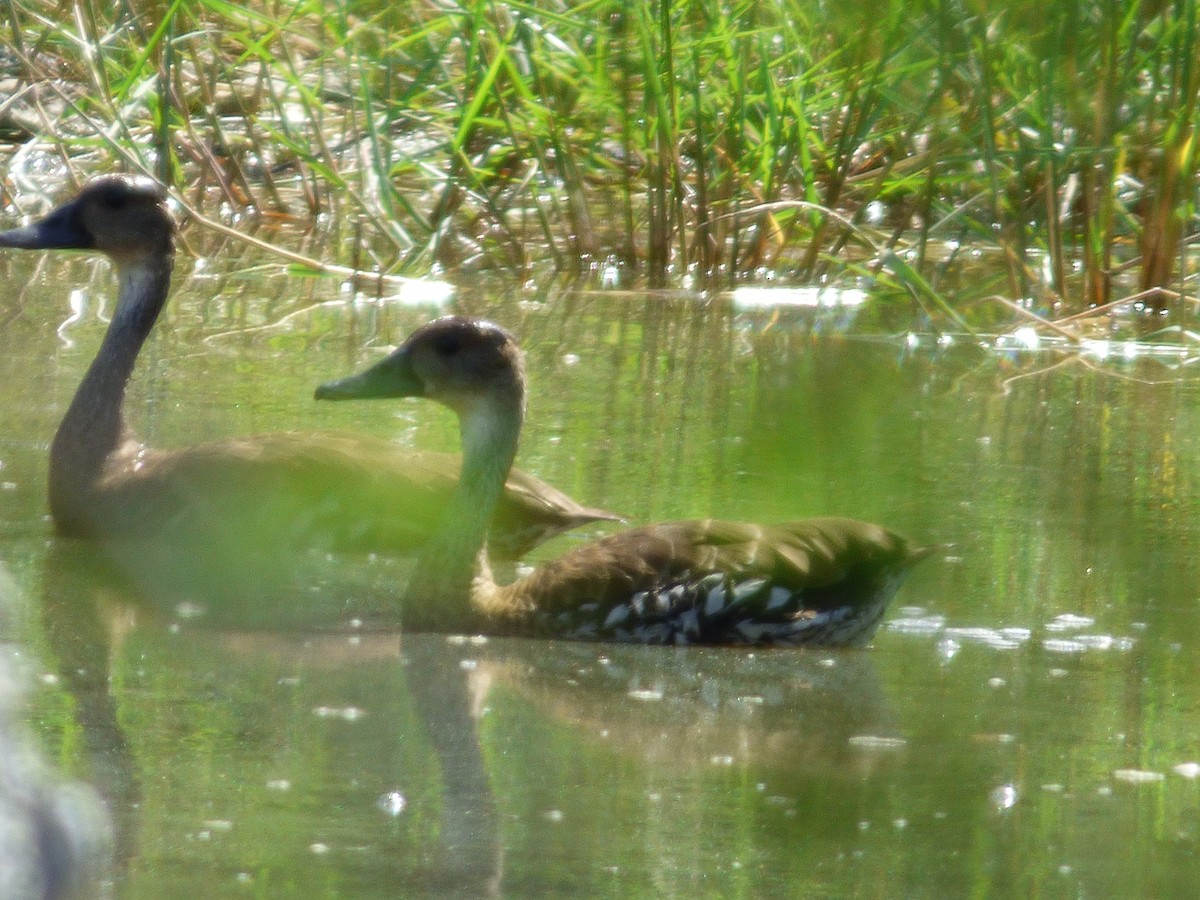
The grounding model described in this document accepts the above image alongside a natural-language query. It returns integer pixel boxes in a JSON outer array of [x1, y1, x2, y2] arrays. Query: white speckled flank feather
[[506, 518, 926, 646]]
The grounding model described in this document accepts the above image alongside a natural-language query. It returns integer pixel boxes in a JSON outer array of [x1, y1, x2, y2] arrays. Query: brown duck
[[0, 177, 616, 558], [316, 316, 933, 646]]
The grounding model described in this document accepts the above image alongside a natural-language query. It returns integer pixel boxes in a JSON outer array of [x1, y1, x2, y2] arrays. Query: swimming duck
[[0, 177, 616, 558], [316, 316, 933, 646]]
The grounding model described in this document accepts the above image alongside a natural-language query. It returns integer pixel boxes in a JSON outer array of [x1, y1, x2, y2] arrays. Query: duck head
[[0, 176, 174, 267], [315, 316, 526, 420]]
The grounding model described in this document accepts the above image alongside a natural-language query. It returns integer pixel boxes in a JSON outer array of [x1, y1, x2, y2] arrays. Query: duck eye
[[100, 191, 126, 210]]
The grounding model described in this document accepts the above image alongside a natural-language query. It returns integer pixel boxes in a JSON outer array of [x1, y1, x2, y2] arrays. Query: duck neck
[[48, 256, 173, 530], [403, 391, 524, 632]]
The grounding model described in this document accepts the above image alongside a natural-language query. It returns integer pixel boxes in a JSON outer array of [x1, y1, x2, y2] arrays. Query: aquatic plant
[[0, 0, 1197, 319]]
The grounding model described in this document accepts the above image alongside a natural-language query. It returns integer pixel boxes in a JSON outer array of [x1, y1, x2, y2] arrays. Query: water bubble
[[1045, 634, 1133, 654], [936, 638, 960, 662], [1046, 614, 1096, 632], [990, 784, 1018, 811], [377, 791, 407, 816], [313, 706, 367, 721], [1043, 639, 1087, 654], [1113, 769, 1164, 784], [628, 688, 663, 701], [886, 613, 945, 636], [941, 627, 1028, 650], [848, 735, 907, 750]]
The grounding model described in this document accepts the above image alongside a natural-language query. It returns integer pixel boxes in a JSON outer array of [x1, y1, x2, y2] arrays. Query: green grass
[[1, 0, 1198, 322]]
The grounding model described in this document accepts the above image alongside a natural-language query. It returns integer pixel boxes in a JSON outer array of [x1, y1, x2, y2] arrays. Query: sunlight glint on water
[[0, 242, 1199, 896]]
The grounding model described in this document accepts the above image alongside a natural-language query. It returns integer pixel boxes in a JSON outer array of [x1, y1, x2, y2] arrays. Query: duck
[[0, 176, 617, 559], [315, 316, 934, 646]]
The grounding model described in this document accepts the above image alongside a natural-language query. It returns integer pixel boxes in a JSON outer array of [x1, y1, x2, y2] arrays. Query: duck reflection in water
[[0, 559, 111, 899], [35, 542, 506, 896], [317, 317, 933, 646], [35, 532, 902, 897]]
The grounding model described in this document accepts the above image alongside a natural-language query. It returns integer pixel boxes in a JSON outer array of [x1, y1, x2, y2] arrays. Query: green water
[[1, 242, 1199, 897]]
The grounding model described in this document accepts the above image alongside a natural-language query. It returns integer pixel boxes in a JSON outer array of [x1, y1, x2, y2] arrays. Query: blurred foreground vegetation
[[0, 0, 1198, 321]]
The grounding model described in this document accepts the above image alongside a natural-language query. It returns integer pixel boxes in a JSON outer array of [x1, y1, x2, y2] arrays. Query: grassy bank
[[1, 0, 1197, 319]]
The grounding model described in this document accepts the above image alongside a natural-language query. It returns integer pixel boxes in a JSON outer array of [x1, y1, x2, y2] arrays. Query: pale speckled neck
[[401, 391, 524, 631]]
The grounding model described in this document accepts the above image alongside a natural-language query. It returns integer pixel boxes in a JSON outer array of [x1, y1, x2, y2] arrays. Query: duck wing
[[504, 517, 930, 646], [89, 431, 617, 558], [487, 467, 622, 559]]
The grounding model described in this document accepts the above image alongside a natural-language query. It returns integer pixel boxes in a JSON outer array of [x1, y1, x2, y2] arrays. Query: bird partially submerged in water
[[0, 177, 617, 560], [317, 316, 933, 646]]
